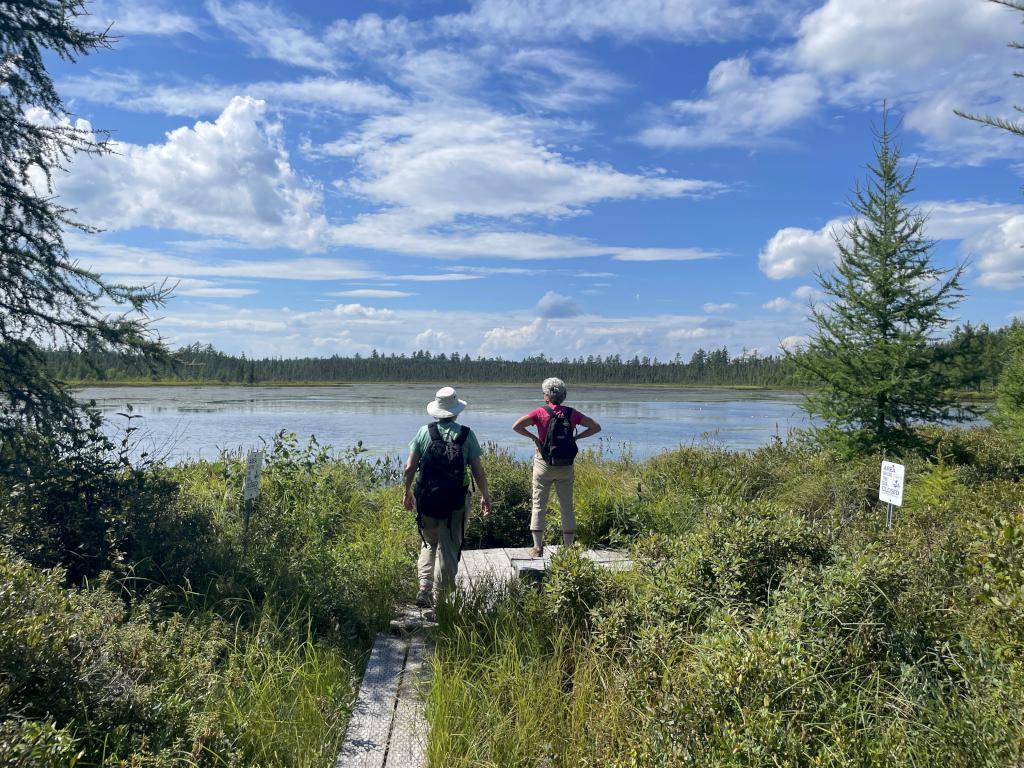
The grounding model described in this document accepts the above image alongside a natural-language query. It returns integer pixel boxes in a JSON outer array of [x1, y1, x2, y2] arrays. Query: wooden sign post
[[878, 460, 905, 529], [242, 450, 264, 543]]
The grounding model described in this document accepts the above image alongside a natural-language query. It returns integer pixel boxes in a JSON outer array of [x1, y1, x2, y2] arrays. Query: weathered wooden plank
[[502, 546, 532, 561], [583, 549, 632, 571], [336, 633, 409, 768], [384, 635, 431, 768], [458, 549, 485, 590], [481, 549, 512, 586], [502, 546, 555, 562]]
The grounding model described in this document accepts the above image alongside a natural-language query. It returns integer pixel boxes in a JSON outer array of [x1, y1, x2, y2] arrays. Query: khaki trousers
[[530, 455, 576, 534], [417, 497, 470, 599]]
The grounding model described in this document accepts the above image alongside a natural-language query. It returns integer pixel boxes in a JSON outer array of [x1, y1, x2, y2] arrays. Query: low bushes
[[4, 425, 1023, 765], [0, 432, 419, 766], [428, 427, 1024, 767]]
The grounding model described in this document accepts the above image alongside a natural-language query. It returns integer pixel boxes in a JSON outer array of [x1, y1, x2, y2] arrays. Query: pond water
[[74, 384, 814, 464]]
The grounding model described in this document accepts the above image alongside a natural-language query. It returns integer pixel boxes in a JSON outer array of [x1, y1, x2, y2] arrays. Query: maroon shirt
[[529, 405, 584, 443]]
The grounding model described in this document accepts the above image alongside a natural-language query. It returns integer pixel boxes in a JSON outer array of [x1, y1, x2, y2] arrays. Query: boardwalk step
[[335, 633, 409, 768], [384, 634, 430, 768]]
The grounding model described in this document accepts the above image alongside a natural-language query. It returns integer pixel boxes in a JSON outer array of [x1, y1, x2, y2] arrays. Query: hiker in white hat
[[403, 386, 492, 607]]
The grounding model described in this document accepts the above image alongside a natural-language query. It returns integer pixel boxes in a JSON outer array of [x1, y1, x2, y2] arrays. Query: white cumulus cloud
[[763, 297, 800, 312], [480, 318, 545, 354], [965, 214, 1024, 290], [536, 291, 583, 318], [779, 335, 810, 352], [758, 218, 846, 279], [57, 97, 329, 249]]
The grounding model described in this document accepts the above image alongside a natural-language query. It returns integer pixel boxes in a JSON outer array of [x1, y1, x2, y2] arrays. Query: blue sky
[[46, 0, 1024, 360]]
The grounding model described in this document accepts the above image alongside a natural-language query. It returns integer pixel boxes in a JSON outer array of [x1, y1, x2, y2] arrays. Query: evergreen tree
[[993, 322, 1024, 439], [1, 1, 169, 445], [797, 113, 966, 455]]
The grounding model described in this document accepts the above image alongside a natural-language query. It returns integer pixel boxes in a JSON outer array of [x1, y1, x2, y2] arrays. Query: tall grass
[[198, 602, 356, 767], [0, 432, 419, 767], [427, 428, 1024, 767], [4, 426, 1023, 765]]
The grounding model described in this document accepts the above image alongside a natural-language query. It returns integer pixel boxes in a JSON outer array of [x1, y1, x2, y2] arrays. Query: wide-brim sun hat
[[427, 386, 467, 419]]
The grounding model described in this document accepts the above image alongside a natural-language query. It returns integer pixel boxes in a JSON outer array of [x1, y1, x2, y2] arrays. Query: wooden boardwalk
[[458, 545, 631, 592], [335, 547, 629, 768], [334, 622, 432, 768]]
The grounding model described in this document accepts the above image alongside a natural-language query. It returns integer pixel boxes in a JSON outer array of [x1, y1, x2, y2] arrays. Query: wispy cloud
[[504, 48, 626, 111], [638, 57, 820, 149], [613, 248, 721, 262], [62, 72, 401, 117], [438, 0, 782, 43], [207, 0, 337, 71], [330, 289, 416, 298], [84, 1, 199, 36], [703, 302, 736, 313]]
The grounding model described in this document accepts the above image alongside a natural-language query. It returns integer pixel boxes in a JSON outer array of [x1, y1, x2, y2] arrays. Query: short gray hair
[[542, 377, 567, 405]]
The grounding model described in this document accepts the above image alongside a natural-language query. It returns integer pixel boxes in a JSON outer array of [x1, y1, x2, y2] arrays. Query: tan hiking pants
[[530, 455, 576, 535], [417, 497, 470, 599]]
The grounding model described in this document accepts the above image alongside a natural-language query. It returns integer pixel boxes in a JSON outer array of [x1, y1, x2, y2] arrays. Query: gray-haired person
[[404, 386, 492, 607], [512, 377, 601, 557]]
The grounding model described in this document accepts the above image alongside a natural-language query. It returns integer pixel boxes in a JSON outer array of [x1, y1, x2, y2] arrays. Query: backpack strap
[[427, 422, 443, 443], [454, 425, 470, 446], [543, 405, 556, 420]]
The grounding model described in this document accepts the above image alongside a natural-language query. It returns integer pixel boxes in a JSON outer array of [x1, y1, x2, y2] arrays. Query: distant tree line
[[42, 320, 1018, 390]]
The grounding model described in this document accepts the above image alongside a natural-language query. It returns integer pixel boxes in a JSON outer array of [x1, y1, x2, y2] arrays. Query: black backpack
[[414, 423, 470, 520], [540, 406, 578, 466]]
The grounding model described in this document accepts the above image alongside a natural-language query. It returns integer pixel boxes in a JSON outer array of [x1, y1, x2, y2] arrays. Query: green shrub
[[0, 417, 179, 585], [464, 449, 532, 548], [0, 719, 82, 768], [0, 548, 223, 764], [429, 433, 1024, 766]]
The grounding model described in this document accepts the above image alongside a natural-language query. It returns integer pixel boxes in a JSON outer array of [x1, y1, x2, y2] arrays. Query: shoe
[[529, 546, 543, 558], [415, 587, 433, 607]]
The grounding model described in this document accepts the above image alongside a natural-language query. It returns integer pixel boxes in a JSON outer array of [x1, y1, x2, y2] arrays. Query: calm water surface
[[74, 384, 814, 463]]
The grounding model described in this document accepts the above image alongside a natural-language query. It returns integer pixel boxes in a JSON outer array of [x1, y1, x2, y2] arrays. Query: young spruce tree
[[1, 1, 169, 445], [993, 323, 1024, 440], [798, 113, 966, 456], [1, 1, 172, 581]]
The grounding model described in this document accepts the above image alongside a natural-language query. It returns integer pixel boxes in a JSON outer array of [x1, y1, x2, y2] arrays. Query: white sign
[[879, 461, 905, 506], [243, 451, 264, 501]]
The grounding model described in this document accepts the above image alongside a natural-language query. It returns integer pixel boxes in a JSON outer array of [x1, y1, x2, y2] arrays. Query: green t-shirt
[[408, 420, 483, 466]]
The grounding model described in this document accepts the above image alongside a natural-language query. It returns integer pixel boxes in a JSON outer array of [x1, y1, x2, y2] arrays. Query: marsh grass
[[0, 432, 419, 766], [198, 602, 356, 767], [4, 427, 1024, 765], [427, 429, 1024, 767]]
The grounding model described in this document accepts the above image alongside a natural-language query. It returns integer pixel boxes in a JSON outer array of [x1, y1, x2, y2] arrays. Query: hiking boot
[[415, 587, 433, 607], [529, 546, 543, 558]]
